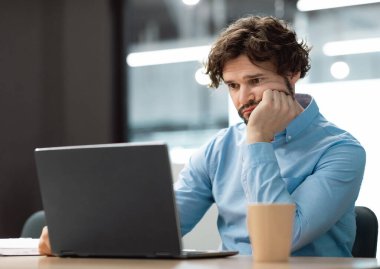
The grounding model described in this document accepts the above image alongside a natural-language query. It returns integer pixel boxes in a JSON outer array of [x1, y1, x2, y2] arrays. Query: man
[[39, 16, 365, 256]]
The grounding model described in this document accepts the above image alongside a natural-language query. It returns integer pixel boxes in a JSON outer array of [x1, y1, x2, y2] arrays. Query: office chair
[[352, 206, 378, 258], [20, 210, 46, 238]]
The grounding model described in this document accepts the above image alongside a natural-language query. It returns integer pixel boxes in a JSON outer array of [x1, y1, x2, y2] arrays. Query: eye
[[227, 83, 239, 91], [248, 78, 263, 86]]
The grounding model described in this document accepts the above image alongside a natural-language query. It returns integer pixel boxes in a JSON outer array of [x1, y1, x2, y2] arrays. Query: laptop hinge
[[155, 252, 172, 257], [60, 250, 78, 257]]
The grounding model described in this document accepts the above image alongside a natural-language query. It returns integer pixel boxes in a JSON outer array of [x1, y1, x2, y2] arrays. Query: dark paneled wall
[[0, 0, 118, 237]]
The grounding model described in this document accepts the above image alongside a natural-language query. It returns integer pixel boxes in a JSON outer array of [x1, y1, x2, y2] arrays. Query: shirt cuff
[[243, 142, 277, 165]]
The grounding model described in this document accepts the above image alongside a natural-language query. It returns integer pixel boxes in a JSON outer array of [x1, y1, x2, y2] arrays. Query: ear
[[289, 71, 301, 84]]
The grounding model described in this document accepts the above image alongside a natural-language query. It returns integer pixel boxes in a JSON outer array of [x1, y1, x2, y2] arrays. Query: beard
[[238, 99, 260, 124], [238, 77, 295, 125]]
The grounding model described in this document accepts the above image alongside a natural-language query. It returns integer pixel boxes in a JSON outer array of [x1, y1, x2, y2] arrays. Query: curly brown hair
[[206, 16, 311, 88]]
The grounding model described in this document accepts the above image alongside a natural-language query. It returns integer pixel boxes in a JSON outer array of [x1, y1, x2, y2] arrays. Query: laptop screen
[[35, 142, 183, 257]]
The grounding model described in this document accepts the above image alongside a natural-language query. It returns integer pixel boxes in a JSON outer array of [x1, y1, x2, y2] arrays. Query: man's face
[[222, 54, 298, 124]]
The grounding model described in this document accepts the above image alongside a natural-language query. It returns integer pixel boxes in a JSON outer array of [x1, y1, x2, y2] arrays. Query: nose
[[238, 84, 254, 105]]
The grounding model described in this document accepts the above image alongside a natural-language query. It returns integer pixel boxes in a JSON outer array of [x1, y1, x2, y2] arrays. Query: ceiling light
[[182, 0, 200, 6], [194, 67, 210, 86], [330, 61, 350, 79], [323, 37, 380, 56], [297, 0, 380, 11], [127, 45, 211, 67]]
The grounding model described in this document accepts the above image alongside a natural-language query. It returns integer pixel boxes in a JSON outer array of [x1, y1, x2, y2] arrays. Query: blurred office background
[[1, 0, 380, 255]]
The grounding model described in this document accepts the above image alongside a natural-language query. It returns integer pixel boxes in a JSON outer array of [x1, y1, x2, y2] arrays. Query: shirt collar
[[276, 93, 319, 143]]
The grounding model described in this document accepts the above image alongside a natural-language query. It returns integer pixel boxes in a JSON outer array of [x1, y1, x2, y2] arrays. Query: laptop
[[34, 142, 238, 259]]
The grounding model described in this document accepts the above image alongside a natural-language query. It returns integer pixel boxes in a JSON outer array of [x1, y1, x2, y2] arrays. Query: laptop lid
[[35, 142, 185, 258]]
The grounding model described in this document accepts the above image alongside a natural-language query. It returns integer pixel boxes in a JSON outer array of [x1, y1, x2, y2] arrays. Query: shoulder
[[315, 114, 364, 149], [188, 123, 245, 171], [310, 115, 366, 169]]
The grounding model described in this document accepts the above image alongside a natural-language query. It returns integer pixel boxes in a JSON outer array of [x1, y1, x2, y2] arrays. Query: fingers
[[260, 89, 298, 127], [262, 89, 290, 111], [262, 88, 274, 103], [38, 226, 52, 256], [272, 90, 282, 110]]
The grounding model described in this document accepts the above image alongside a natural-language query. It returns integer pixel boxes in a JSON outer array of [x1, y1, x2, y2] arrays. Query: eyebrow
[[224, 73, 265, 84]]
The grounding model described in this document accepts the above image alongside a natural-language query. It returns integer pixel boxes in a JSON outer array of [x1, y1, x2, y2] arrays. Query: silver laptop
[[34, 142, 238, 259]]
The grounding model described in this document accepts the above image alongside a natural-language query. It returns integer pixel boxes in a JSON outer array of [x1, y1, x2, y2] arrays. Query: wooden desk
[[1, 255, 380, 269]]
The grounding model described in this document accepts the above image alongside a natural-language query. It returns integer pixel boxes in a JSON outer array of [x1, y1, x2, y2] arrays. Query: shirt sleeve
[[241, 142, 366, 251], [174, 144, 214, 236]]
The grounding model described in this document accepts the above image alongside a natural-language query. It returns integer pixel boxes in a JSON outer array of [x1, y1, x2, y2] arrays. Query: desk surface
[[1, 256, 380, 269]]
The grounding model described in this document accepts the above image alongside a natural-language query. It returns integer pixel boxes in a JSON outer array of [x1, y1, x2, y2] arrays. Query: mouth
[[238, 99, 261, 123], [242, 107, 254, 119], [238, 105, 256, 122]]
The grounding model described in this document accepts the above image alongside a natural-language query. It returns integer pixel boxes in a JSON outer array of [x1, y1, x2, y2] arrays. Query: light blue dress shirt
[[174, 94, 366, 256]]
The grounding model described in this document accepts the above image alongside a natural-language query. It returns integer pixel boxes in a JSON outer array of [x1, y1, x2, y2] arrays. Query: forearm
[[174, 151, 214, 236], [241, 143, 292, 203]]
